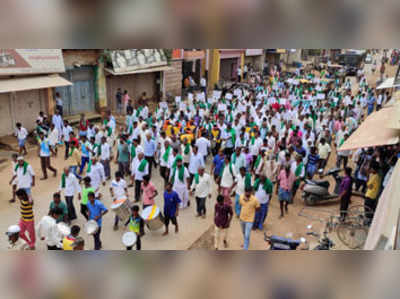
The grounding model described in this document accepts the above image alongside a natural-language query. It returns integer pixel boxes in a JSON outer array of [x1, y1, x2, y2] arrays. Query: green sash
[[172, 155, 183, 169], [171, 165, 185, 184], [295, 162, 304, 178], [254, 178, 273, 194], [220, 162, 234, 178], [87, 160, 93, 173], [254, 155, 262, 170], [138, 159, 148, 172], [194, 173, 200, 184], [184, 143, 191, 155], [162, 146, 171, 163], [61, 173, 66, 188], [131, 144, 136, 159], [244, 173, 252, 189], [15, 162, 28, 175]]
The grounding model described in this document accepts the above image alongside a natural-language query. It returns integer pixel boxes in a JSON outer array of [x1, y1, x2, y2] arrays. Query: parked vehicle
[[302, 168, 343, 206]]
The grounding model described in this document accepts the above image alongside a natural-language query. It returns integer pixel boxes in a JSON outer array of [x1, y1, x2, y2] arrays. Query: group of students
[[7, 51, 397, 250]]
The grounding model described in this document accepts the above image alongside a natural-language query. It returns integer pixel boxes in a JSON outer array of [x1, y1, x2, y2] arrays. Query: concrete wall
[[0, 93, 13, 136], [164, 60, 182, 97], [245, 55, 264, 71], [63, 50, 100, 68]]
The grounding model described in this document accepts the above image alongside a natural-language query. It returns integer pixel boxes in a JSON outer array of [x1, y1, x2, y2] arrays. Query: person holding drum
[[169, 157, 190, 209], [87, 192, 108, 250], [110, 171, 129, 231], [124, 205, 145, 250], [142, 175, 158, 210], [163, 182, 181, 236], [130, 151, 149, 203]]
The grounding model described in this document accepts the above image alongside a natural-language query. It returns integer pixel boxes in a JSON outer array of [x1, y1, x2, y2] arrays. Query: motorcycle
[[264, 233, 307, 250], [306, 225, 335, 250], [302, 168, 343, 206]]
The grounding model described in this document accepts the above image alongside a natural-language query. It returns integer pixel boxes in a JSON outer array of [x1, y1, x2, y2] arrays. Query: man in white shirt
[[170, 157, 190, 209], [15, 123, 28, 156], [87, 156, 106, 197], [188, 146, 205, 184], [219, 156, 237, 206], [100, 136, 112, 180], [190, 167, 212, 218], [59, 167, 81, 221], [52, 110, 64, 141], [234, 167, 250, 217], [200, 76, 207, 95], [130, 151, 149, 202], [10, 156, 35, 201], [110, 171, 129, 230], [195, 133, 211, 161], [36, 208, 63, 250], [6, 225, 29, 251]]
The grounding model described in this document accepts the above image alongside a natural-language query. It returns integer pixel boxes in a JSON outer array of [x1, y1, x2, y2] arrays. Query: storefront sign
[[110, 49, 168, 73], [245, 49, 263, 56], [0, 49, 65, 75]]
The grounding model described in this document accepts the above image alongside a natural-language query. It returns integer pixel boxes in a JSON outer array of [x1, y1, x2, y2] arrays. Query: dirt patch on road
[[189, 225, 214, 250]]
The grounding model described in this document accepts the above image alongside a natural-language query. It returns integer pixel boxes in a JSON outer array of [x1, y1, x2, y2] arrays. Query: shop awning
[[339, 107, 400, 151], [0, 75, 72, 94], [376, 77, 396, 90], [105, 66, 174, 76]]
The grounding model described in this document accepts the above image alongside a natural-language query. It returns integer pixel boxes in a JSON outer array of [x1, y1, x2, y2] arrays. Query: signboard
[[245, 49, 263, 56], [172, 49, 184, 60], [0, 49, 65, 75], [110, 49, 167, 73]]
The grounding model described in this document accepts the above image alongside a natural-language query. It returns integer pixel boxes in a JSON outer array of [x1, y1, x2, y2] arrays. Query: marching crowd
[[6, 52, 398, 251]]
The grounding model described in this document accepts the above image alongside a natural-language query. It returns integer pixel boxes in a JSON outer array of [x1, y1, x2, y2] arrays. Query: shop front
[[219, 49, 244, 82]]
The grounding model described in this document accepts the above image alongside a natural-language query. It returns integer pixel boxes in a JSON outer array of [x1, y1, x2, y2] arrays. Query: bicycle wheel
[[348, 205, 373, 225], [336, 223, 368, 249]]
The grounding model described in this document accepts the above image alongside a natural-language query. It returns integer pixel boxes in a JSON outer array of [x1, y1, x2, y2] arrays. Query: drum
[[57, 222, 71, 237], [111, 198, 131, 224], [122, 232, 137, 247], [141, 205, 164, 231], [85, 220, 99, 235]]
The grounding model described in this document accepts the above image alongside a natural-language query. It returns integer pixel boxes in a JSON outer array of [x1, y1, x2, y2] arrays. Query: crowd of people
[[6, 50, 398, 251]]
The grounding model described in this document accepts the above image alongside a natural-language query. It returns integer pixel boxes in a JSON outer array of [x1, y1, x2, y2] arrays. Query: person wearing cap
[[36, 207, 64, 250], [10, 156, 35, 202], [6, 225, 29, 251]]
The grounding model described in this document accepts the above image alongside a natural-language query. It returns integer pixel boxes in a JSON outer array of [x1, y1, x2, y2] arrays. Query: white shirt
[[200, 78, 206, 87], [220, 163, 237, 188], [170, 166, 190, 188], [48, 128, 59, 146], [36, 216, 62, 247], [131, 157, 149, 181], [249, 137, 263, 156], [14, 164, 35, 189], [16, 127, 28, 140], [100, 143, 111, 160], [88, 162, 106, 190], [111, 179, 127, 200], [62, 126, 73, 142], [235, 173, 247, 196], [195, 137, 211, 157], [190, 173, 212, 198], [59, 172, 81, 197], [255, 185, 270, 204], [188, 153, 205, 175]]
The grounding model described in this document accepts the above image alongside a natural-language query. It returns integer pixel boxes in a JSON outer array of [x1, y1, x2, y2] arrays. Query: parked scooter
[[301, 168, 343, 206]]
